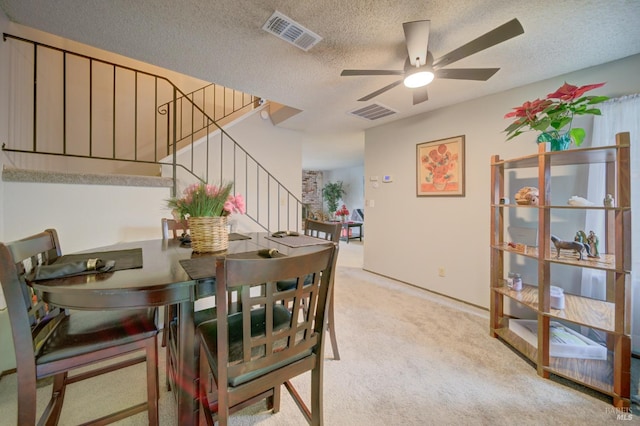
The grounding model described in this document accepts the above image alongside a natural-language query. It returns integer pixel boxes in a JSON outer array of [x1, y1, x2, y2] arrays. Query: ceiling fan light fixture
[[403, 70, 434, 88]]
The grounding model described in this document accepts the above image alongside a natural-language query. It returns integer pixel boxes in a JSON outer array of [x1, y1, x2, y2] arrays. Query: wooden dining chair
[[197, 244, 337, 426], [303, 218, 342, 243], [277, 219, 342, 360], [0, 229, 159, 425], [161, 217, 189, 240]]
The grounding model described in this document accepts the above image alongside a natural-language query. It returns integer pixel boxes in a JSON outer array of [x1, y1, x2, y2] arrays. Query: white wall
[[226, 110, 304, 232], [3, 181, 172, 253], [301, 131, 364, 170], [364, 54, 640, 309], [225, 110, 302, 198]]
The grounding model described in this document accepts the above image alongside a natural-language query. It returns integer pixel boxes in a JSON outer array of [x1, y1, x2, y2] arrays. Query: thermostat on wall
[[382, 175, 393, 183]]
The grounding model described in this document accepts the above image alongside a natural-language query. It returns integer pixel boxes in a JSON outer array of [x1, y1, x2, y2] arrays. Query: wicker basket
[[188, 216, 229, 253]]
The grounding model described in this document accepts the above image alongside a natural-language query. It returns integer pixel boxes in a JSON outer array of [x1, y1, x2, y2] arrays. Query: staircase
[[2, 33, 306, 233]]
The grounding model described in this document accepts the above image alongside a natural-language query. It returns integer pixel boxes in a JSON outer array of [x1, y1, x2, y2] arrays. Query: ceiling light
[[404, 70, 434, 88]]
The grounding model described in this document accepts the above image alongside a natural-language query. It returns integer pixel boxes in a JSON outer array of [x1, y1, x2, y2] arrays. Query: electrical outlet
[[438, 267, 445, 277]]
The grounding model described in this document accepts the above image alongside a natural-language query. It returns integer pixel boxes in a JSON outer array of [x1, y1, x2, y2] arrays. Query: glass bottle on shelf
[[512, 274, 522, 291]]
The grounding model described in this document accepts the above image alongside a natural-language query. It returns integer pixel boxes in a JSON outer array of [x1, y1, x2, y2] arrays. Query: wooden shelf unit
[[489, 132, 632, 407]]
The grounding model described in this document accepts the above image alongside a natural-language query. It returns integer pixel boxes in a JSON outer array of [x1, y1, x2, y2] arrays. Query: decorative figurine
[[515, 186, 539, 205], [551, 235, 590, 260], [574, 230, 587, 244], [603, 194, 615, 208], [587, 230, 600, 258]]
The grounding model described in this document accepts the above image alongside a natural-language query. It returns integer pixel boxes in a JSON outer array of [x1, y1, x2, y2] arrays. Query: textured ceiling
[[2, 0, 640, 169]]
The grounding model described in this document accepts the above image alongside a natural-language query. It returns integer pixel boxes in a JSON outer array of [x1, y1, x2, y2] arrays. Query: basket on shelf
[[188, 216, 228, 253]]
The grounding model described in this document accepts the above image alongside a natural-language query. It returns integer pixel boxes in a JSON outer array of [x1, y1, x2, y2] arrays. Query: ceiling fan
[[341, 18, 524, 105]]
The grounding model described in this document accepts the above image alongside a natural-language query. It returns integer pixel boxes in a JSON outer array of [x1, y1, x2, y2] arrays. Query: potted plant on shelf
[[321, 181, 346, 220], [167, 181, 245, 253], [503, 82, 609, 151]]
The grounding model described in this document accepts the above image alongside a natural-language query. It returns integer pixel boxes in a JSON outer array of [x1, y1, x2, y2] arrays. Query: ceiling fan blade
[[341, 69, 404, 76], [358, 80, 402, 101], [412, 86, 429, 105], [403, 20, 430, 66], [435, 68, 500, 81], [432, 18, 524, 69]]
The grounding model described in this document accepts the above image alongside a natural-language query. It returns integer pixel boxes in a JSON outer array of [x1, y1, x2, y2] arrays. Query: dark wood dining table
[[31, 232, 332, 425]]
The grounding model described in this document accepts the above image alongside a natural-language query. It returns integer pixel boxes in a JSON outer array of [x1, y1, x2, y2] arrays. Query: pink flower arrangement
[[168, 182, 245, 218], [224, 194, 245, 215], [504, 82, 608, 146]]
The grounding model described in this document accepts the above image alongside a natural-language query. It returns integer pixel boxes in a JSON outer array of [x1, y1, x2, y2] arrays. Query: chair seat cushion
[[276, 274, 313, 291], [195, 306, 217, 325], [198, 304, 310, 386], [36, 308, 158, 365]]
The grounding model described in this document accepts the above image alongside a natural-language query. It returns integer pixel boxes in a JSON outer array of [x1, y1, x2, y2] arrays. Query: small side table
[[340, 221, 363, 243]]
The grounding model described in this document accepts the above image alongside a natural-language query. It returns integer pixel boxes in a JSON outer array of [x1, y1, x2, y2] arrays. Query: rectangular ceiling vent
[[349, 103, 398, 121], [262, 11, 322, 51]]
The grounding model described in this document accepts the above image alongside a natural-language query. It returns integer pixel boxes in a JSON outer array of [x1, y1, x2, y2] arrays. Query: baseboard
[[0, 368, 16, 380]]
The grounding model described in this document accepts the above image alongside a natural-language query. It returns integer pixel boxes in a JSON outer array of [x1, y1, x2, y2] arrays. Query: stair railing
[[158, 83, 257, 151], [2, 33, 304, 232]]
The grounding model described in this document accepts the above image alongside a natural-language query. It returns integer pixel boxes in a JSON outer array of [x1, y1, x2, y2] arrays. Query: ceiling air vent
[[349, 103, 398, 121], [262, 11, 322, 51]]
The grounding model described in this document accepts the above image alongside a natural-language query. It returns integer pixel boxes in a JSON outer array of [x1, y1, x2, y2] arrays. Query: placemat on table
[[264, 234, 331, 248], [229, 233, 251, 241], [179, 257, 217, 280], [29, 248, 143, 281], [179, 249, 285, 280], [50, 248, 143, 271]]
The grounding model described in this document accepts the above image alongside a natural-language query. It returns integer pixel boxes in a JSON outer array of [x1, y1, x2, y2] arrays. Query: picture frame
[[416, 135, 465, 197]]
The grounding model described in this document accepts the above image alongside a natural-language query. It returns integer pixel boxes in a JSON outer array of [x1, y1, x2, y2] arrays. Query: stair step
[[2, 167, 172, 188]]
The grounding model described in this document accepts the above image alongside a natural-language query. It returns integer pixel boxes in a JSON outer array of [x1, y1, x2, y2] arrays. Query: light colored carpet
[[0, 242, 638, 425]]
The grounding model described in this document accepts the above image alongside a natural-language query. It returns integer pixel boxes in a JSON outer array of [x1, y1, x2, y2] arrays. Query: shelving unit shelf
[[489, 132, 632, 408]]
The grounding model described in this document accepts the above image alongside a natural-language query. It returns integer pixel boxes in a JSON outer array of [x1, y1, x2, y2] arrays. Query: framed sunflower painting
[[416, 135, 465, 197]]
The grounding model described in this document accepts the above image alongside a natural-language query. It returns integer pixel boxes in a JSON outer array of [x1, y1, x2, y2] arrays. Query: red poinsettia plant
[[335, 204, 350, 217], [504, 82, 608, 146]]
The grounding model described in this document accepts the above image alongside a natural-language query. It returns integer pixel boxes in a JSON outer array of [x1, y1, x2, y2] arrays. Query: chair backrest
[[214, 244, 336, 387], [304, 219, 341, 243], [0, 229, 65, 367], [161, 218, 189, 240]]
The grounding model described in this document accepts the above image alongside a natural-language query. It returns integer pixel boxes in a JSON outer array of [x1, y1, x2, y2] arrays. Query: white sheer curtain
[[585, 94, 640, 353]]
